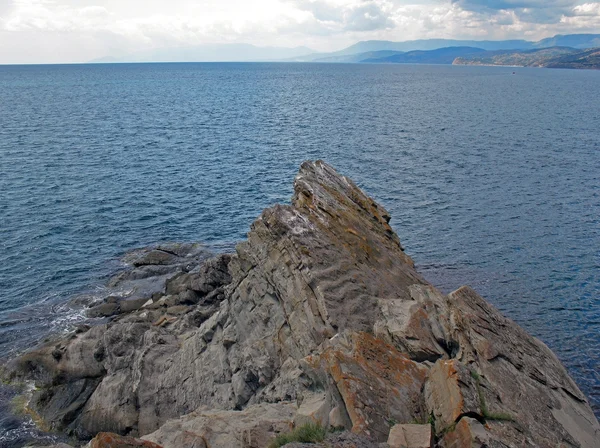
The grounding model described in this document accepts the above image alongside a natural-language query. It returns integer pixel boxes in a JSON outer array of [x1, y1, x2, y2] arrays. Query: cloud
[[344, 2, 395, 31], [292, 0, 344, 22], [452, 0, 576, 9], [290, 0, 395, 32], [2, 1, 113, 32], [571, 2, 600, 15], [0, 0, 13, 12], [451, 0, 581, 24], [561, 2, 600, 28]]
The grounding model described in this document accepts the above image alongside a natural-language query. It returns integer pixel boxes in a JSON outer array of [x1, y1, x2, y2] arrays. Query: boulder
[[294, 391, 331, 427]]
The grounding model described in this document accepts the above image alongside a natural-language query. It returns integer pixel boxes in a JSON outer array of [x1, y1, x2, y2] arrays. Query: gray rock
[[142, 402, 297, 448], [388, 424, 433, 448], [123, 243, 208, 267], [436, 285, 600, 447], [283, 431, 383, 448], [86, 302, 119, 318], [26, 444, 76, 448]]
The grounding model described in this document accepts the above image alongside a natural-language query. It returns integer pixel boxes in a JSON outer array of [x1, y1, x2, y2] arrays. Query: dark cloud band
[[452, 0, 580, 24]]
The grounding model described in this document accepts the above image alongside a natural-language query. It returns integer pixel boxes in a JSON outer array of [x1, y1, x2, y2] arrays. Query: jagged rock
[[86, 302, 120, 318], [104, 243, 213, 303], [131, 250, 178, 267], [86, 432, 163, 447], [438, 286, 600, 447], [4, 255, 233, 438], [388, 424, 433, 448], [3, 161, 599, 448]]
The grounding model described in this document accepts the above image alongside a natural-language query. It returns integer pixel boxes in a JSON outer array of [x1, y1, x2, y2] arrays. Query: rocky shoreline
[[3, 161, 599, 448]]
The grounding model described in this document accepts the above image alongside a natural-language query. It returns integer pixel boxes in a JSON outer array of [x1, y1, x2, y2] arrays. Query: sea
[[0, 62, 599, 446]]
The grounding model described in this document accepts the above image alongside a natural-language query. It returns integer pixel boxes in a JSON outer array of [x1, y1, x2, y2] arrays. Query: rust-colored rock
[[306, 332, 428, 441], [439, 417, 489, 448], [424, 359, 480, 433]]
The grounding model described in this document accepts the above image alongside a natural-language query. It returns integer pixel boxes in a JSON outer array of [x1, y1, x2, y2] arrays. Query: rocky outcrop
[[4, 161, 599, 447]]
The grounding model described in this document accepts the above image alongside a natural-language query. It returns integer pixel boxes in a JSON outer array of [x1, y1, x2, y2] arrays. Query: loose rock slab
[[388, 424, 433, 448]]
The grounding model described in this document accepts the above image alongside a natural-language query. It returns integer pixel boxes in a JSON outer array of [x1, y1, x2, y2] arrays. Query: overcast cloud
[[0, 0, 599, 63]]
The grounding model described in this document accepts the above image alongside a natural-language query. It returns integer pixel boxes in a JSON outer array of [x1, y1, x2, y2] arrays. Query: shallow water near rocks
[[0, 62, 599, 445]]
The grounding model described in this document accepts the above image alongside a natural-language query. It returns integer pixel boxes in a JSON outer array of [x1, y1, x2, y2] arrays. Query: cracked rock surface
[[4, 160, 599, 447]]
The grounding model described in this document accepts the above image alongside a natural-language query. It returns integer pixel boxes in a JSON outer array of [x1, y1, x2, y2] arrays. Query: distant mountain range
[[291, 34, 600, 63], [301, 34, 600, 69], [89, 34, 600, 67], [303, 45, 599, 70], [362, 47, 488, 64], [454, 47, 600, 69]]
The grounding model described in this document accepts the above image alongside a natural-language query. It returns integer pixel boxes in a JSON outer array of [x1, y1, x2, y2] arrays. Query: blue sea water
[[0, 62, 599, 443]]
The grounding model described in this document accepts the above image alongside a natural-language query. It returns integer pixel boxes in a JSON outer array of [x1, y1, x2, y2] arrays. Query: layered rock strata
[[4, 160, 599, 448]]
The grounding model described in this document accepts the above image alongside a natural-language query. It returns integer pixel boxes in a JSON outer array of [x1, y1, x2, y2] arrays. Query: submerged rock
[[3, 160, 599, 447]]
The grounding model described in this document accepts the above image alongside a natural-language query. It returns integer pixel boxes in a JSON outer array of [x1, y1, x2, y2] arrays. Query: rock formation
[[4, 160, 599, 447]]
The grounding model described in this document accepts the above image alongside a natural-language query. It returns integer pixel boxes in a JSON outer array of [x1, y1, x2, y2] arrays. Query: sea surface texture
[[0, 63, 599, 445]]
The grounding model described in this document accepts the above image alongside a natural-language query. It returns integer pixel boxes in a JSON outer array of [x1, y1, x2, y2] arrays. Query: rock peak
[[294, 160, 401, 249]]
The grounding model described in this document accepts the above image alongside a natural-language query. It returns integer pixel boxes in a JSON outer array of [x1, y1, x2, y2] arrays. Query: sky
[[0, 0, 599, 63]]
